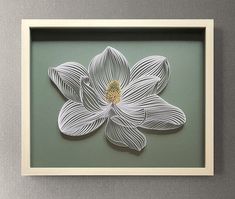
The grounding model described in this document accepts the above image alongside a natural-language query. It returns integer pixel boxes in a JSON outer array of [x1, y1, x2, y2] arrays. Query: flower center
[[105, 80, 121, 104]]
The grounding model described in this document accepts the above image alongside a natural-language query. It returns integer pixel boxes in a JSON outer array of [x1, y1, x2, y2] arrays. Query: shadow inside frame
[[31, 28, 204, 42]]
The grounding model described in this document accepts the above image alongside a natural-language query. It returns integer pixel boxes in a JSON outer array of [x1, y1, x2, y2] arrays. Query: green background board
[[30, 30, 204, 167]]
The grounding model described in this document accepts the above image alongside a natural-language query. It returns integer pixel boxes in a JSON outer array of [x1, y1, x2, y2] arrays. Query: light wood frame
[[21, 19, 214, 176]]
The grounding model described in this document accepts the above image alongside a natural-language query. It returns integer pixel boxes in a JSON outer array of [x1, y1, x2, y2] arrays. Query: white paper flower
[[48, 46, 186, 151]]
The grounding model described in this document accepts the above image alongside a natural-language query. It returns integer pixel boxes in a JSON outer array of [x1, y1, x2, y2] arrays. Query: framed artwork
[[21, 19, 214, 176]]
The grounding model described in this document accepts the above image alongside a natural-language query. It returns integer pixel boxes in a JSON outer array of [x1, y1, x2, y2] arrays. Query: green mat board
[[30, 29, 205, 167]]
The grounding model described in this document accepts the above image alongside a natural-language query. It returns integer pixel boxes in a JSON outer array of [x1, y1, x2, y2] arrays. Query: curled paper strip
[[48, 46, 186, 152]]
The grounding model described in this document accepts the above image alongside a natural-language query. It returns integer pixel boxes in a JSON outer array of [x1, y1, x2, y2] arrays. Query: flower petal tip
[[104, 46, 114, 53], [105, 46, 112, 50], [182, 112, 187, 124], [136, 141, 147, 152]]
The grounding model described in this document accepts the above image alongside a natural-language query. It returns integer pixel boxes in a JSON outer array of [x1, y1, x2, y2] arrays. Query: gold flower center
[[105, 80, 121, 104]]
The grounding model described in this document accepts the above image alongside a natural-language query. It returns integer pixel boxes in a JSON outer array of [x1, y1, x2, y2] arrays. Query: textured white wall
[[0, 0, 234, 198]]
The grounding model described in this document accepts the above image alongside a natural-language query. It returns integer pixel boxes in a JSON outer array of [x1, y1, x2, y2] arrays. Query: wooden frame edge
[[21, 20, 31, 175], [204, 19, 214, 176], [21, 19, 214, 176], [22, 167, 213, 176]]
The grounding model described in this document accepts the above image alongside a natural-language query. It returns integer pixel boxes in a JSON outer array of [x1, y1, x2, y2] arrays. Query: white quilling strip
[[48, 62, 89, 102], [105, 117, 147, 151], [88, 46, 130, 100], [138, 94, 186, 130], [58, 100, 107, 136], [80, 76, 107, 112], [49, 46, 186, 151], [130, 56, 170, 94], [121, 75, 160, 104], [113, 103, 146, 127], [110, 115, 137, 128]]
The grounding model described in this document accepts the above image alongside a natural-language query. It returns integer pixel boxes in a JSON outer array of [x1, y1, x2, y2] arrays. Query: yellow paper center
[[105, 80, 121, 104]]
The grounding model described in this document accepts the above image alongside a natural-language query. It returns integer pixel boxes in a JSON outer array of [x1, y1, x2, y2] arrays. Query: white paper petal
[[88, 46, 130, 99], [121, 75, 160, 104], [110, 115, 136, 128], [48, 62, 89, 102], [58, 100, 106, 136], [105, 117, 147, 151], [80, 76, 107, 112], [113, 103, 145, 126], [130, 56, 170, 94], [138, 95, 186, 130]]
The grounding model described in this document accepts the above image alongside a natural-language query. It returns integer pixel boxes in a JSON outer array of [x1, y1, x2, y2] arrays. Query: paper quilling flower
[[48, 46, 186, 151]]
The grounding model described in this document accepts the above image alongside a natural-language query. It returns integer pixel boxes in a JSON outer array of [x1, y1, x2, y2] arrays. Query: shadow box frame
[[21, 19, 214, 176]]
